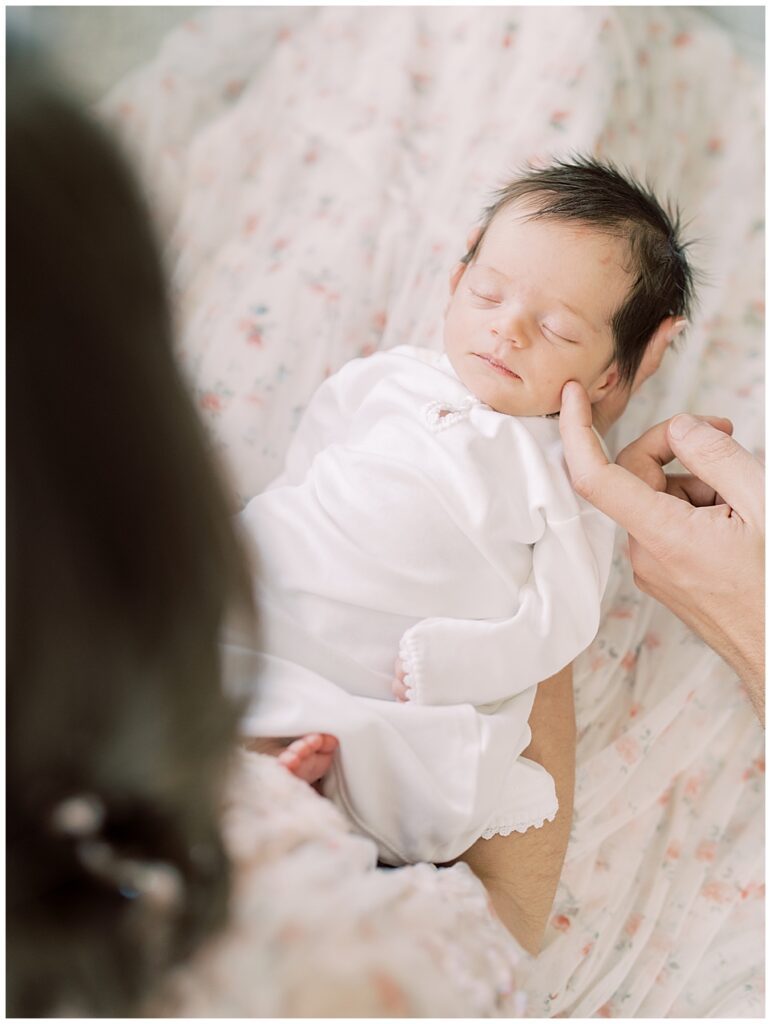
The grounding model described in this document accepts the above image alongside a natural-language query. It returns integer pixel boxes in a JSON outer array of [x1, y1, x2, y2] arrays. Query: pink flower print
[[590, 654, 608, 671], [637, 49, 650, 68], [372, 971, 410, 1014], [277, 26, 292, 42], [272, 237, 289, 253], [701, 881, 733, 905], [706, 137, 723, 155], [649, 931, 671, 955], [552, 914, 571, 932], [360, 343, 377, 358], [658, 785, 674, 807], [410, 71, 432, 94], [755, 757, 765, 773], [695, 840, 718, 863], [242, 214, 261, 236], [581, 941, 594, 958], [624, 913, 643, 938], [502, 32, 513, 48], [738, 882, 762, 901], [665, 840, 681, 861], [684, 771, 706, 799], [609, 605, 633, 619], [614, 735, 641, 765], [643, 631, 661, 650], [303, 147, 319, 165], [621, 651, 638, 672], [199, 392, 223, 414], [372, 310, 388, 331], [597, 1002, 613, 1017], [550, 110, 570, 130], [239, 318, 264, 347], [673, 32, 692, 47], [224, 79, 245, 100], [628, 702, 642, 719]]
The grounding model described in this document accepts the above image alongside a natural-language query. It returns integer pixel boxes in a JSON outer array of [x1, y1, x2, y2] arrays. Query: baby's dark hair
[[462, 156, 696, 386]]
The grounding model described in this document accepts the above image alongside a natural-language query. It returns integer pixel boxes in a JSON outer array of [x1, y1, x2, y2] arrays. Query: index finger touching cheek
[[559, 381, 691, 548], [559, 381, 609, 485]]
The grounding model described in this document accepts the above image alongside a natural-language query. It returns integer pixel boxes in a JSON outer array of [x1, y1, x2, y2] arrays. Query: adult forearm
[[456, 664, 576, 955], [640, 568, 765, 728]]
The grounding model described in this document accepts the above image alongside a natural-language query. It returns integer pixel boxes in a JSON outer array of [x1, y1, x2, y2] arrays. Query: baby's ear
[[466, 225, 482, 253], [631, 315, 687, 395], [588, 362, 619, 401], [449, 226, 483, 297], [448, 260, 466, 296]]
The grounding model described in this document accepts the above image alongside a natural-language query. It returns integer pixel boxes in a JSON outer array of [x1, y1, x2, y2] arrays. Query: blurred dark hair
[[463, 156, 697, 386], [7, 43, 255, 1016]]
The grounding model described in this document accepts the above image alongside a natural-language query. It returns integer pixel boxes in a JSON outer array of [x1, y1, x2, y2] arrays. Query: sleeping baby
[[230, 157, 693, 866]]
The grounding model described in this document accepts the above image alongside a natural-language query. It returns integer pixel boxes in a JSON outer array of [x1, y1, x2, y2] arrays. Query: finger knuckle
[[694, 430, 736, 463]]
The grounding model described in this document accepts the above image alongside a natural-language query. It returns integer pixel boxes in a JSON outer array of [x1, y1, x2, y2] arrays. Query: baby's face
[[443, 204, 633, 416]]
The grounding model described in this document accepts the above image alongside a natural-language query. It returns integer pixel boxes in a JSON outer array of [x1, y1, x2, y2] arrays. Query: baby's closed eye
[[542, 323, 579, 344], [469, 288, 501, 304]]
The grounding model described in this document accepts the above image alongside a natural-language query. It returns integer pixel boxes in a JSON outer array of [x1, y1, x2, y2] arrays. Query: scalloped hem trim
[[480, 805, 558, 840]]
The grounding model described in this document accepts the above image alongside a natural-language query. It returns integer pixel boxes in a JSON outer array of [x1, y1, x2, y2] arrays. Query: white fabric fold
[[233, 345, 614, 863]]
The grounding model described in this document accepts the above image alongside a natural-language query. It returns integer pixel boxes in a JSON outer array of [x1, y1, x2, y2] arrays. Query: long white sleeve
[[399, 506, 613, 706], [398, 415, 615, 708]]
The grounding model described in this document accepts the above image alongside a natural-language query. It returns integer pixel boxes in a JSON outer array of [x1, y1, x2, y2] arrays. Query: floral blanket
[[101, 6, 764, 1017]]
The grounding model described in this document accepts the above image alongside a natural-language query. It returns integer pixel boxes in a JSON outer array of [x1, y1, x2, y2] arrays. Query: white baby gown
[[228, 345, 615, 865]]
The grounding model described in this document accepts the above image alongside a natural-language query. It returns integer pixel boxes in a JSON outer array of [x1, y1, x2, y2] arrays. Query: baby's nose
[[490, 309, 530, 347]]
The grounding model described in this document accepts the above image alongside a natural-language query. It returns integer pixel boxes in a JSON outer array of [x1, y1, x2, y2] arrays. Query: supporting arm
[[453, 662, 576, 955]]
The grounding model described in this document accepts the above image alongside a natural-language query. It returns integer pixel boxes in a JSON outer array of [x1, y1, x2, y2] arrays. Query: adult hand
[[560, 381, 765, 726], [591, 316, 687, 437]]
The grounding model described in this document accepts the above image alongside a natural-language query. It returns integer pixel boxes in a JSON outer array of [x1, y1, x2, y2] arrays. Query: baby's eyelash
[[470, 289, 500, 303], [543, 324, 577, 344]]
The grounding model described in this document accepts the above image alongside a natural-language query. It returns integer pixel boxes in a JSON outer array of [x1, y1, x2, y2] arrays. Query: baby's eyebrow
[[473, 263, 599, 333]]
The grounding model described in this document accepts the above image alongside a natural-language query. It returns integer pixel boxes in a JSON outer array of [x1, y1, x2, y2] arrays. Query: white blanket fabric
[[234, 344, 613, 863], [101, 5, 764, 1016]]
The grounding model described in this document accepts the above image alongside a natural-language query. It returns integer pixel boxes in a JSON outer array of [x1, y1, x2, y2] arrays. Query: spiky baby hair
[[463, 156, 696, 386]]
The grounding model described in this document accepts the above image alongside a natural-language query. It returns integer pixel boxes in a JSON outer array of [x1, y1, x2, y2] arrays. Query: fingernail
[[669, 413, 699, 439]]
